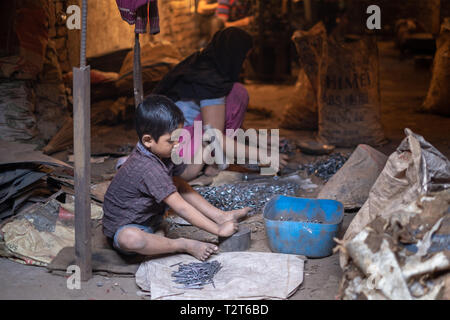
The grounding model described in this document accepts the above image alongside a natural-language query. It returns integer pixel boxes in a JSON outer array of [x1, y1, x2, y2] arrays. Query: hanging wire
[[133, 33, 144, 108]]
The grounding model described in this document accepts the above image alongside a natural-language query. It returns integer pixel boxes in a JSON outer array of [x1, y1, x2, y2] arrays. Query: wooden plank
[[73, 66, 92, 281], [304, 0, 312, 24]]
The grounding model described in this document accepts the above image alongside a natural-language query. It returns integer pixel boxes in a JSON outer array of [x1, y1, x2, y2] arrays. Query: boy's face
[[142, 126, 182, 159]]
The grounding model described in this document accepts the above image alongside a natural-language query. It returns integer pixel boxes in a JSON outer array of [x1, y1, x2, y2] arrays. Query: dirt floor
[[0, 41, 449, 300]]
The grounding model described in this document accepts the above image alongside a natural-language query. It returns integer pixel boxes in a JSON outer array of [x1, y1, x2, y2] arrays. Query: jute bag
[[293, 22, 386, 147], [279, 68, 318, 130], [421, 18, 450, 116]]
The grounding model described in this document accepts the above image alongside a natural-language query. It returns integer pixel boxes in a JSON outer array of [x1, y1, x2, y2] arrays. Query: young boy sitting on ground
[[102, 95, 250, 261]]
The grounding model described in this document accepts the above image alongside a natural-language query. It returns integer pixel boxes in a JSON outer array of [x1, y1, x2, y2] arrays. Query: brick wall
[[0, 0, 71, 142], [86, 0, 136, 58], [36, 0, 71, 141], [156, 0, 200, 57], [85, 0, 201, 59]]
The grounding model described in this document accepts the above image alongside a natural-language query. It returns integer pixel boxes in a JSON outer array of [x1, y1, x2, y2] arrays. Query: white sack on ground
[[317, 144, 387, 210], [135, 252, 305, 300]]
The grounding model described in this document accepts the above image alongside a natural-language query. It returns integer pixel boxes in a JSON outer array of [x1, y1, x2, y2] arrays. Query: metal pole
[[133, 33, 144, 108], [73, 0, 92, 282]]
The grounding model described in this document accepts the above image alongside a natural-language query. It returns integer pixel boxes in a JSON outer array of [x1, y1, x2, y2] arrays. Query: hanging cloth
[[116, 0, 160, 34], [116, 0, 160, 107]]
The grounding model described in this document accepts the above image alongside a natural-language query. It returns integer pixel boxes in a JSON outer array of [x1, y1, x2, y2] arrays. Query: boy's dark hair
[[135, 94, 185, 142]]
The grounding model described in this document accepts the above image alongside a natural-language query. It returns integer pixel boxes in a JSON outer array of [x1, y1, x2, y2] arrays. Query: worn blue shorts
[[113, 216, 163, 255]]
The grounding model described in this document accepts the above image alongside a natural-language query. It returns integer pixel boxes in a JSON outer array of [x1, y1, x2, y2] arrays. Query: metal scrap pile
[[194, 180, 300, 212], [171, 261, 222, 290], [298, 153, 349, 181]]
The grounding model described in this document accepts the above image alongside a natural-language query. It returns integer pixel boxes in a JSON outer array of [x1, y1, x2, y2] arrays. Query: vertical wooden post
[[73, 0, 92, 282], [73, 66, 92, 282], [431, 0, 441, 35], [304, 0, 312, 24]]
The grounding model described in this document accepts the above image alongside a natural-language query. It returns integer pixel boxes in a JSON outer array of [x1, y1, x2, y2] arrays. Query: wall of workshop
[[442, 1, 450, 24], [156, 0, 200, 57], [86, 0, 136, 58], [85, 0, 200, 59]]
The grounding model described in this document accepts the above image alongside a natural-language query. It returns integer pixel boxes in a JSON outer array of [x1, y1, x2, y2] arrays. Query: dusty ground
[[0, 41, 449, 300]]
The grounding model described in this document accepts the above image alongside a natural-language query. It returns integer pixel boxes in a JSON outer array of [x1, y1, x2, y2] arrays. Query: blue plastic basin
[[263, 195, 344, 258]]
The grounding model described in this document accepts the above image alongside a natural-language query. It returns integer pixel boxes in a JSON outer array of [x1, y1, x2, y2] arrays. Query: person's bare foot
[[204, 165, 221, 177], [179, 238, 218, 261], [216, 207, 252, 224]]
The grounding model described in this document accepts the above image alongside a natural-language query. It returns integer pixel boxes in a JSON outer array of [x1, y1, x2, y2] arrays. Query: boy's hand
[[217, 220, 239, 237]]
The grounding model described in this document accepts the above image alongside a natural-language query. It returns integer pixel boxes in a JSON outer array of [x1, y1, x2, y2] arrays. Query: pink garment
[[116, 0, 160, 34], [179, 82, 249, 159]]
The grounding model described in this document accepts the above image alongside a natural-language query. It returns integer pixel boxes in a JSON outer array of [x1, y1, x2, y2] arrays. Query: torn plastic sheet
[[398, 129, 450, 193], [345, 229, 413, 300], [401, 217, 449, 280], [342, 129, 450, 245], [338, 129, 450, 300], [344, 225, 449, 300], [340, 193, 450, 300], [0, 196, 103, 265]]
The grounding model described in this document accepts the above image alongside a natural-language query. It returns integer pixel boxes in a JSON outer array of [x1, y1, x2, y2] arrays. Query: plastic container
[[263, 195, 344, 258]]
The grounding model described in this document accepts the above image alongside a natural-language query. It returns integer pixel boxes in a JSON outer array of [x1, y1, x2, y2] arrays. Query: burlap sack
[[318, 36, 386, 147], [279, 68, 318, 130], [292, 22, 386, 147], [280, 22, 327, 130], [291, 22, 327, 96], [421, 18, 450, 116]]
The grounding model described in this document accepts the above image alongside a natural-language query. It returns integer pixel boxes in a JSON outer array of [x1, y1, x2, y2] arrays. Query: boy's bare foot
[[179, 238, 218, 261], [216, 207, 252, 224]]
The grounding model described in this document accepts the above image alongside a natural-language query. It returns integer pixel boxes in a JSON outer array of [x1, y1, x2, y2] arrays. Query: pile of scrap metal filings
[[335, 129, 450, 300], [194, 177, 301, 213], [171, 261, 222, 290], [298, 152, 350, 181]]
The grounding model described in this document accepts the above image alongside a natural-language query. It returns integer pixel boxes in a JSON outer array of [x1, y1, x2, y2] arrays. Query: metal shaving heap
[[171, 261, 222, 290], [194, 180, 300, 212], [298, 153, 349, 181]]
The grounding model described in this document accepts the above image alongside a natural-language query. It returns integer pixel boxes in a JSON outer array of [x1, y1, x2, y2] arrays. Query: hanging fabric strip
[[116, 0, 160, 34]]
